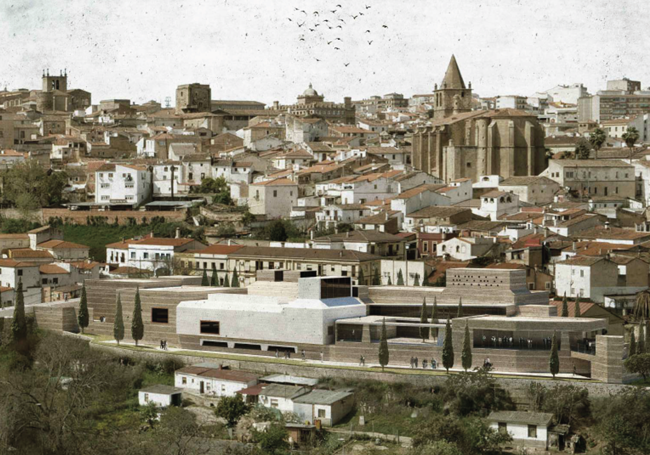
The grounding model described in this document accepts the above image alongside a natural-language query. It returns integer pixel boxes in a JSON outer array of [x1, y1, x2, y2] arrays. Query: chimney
[[175, 227, 181, 239], [344, 96, 351, 108]]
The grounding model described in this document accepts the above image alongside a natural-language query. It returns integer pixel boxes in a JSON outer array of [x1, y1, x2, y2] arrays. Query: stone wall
[[42, 209, 187, 225]]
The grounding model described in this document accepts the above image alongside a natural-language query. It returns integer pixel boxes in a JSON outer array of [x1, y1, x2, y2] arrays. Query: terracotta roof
[[578, 227, 650, 242], [557, 256, 605, 266], [0, 233, 29, 240], [252, 178, 297, 186], [38, 240, 89, 250], [8, 249, 54, 259], [70, 260, 102, 270], [314, 230, 404, 243], [550, 300, 595, 317], [230, 246, 380, 262], [191, 244, 245, 255], [407, 206, 470, 219], [39, 264, 69, 274], [0, 259, 40, 268]]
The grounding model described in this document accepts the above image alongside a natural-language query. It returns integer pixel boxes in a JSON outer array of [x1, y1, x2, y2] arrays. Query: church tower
[[432, 55, 472, 119]]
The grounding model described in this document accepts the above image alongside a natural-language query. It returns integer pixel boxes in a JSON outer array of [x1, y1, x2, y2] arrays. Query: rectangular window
[[318, 409, 326, 418], [528, 425, 537, 438], [182, 377, 187, 385], [270, 399, 279, 408], [200, 321, 220, 334], [17, 269, 23, 276], [151, 308, 169, 324], [498, 422, 507, 434]]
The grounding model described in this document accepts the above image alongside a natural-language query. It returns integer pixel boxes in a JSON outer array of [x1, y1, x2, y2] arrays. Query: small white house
[[292, 389, 354, 427], [259, 384, 309, 414], [138, 385, 182, 407], [488, 411, 554, 449], [174, 365, 258, 397]]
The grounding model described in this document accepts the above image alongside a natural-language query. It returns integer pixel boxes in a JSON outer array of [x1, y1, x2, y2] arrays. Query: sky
[[0, 0, 648, 106]]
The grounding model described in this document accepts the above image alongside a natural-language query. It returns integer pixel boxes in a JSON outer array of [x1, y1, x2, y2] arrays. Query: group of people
[[479, 334, 552, 350], [274, 349, 291, 359], [410, 356, 437, 369], [159, 340, 169, 350]]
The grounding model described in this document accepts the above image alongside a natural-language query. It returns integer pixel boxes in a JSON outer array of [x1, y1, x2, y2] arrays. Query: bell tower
[[432, 55, 472, 120], [42, 69, 68, 93]]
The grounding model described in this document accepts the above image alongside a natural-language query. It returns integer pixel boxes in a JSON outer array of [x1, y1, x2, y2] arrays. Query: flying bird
[[351, 14, 358, 19], [335, 37, 342, 41], [315, 58, 321, 62], [359, 12, 364, 15], [368, 40, 373, 45], [313, 11, 319, 15], [309, 28, 315, 31], [300, 9, 307, 14], [315, 23, 320, 27], [299, 37, 305, 41], [365, 5, 371, 9], [297, 22, 305, 27], [288, 18, 293, 21], [337, 4, 342, 7], [327, 41, 332, 44], [323, 19, 329, 22], [344, 63, 350, 67], [330, 9, 337, 13], [382, 25, 388, 28], [365, 30, 370, 33], [336, 25, 342, 28], [339, 18, 346, 23], [334, 47, 340, 50]]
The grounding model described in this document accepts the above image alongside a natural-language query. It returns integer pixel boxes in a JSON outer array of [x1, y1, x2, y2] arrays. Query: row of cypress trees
[[201, 269, 240, 287], [629, 320, 650, 356]]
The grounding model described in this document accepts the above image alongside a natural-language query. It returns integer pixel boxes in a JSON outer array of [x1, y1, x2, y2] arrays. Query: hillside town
[[2, 2, 650, 454]]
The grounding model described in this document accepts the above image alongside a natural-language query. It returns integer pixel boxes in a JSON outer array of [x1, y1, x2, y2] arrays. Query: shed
[[292, 389, 354, 426], [138, 384, 182, 407], [487, 411, 554, 449]]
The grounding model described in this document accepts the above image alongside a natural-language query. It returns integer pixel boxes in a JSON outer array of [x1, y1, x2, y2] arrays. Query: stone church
[[412, 56, 547, 182]]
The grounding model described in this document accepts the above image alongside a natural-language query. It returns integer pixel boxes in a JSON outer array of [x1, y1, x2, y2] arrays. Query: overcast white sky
[[0, 0, 647, 105]]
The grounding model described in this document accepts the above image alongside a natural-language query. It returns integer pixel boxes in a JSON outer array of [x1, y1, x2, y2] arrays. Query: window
[[318, 409, 326, 418], [270, 399, 279, 408], [53, 278, 58, 285], [528, 425, 537, 438], [143, 253, 149, 259], [152, 308, 169, 324], [17, 269, 23, 276], [42, 278, 47, 285], [200, 321, 220, 334], [273, 190, 278, 197], [182, 377, 187, 385]]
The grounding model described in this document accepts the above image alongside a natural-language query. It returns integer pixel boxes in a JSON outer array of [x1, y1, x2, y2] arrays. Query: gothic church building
[[412, 56, 547, 182]]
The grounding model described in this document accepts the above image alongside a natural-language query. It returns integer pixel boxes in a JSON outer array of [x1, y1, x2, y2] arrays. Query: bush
[[625, 353, 650, 380]]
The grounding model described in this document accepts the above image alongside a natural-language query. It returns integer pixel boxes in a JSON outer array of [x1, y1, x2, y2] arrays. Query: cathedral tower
[[432, 55, 472, 119]]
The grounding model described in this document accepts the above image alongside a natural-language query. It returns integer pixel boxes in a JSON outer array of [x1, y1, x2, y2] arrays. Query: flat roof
[[260, 374, 319, 386], [293, 389, 354, 405], [487, 411, 553, 426], [140, 384, 182, 395]]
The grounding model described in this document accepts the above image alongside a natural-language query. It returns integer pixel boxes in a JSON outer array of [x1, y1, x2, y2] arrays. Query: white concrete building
[[213, 160, 253, 184], [174, 364, 258, 397], [95, 163, 152, 207], [437, 237, 496, 261], [248, 178, 299, 219], [106, 236, 206, 273], [488, 411, 553, 450], [473, 190, 520, 221], [138, 385, 182, 407]]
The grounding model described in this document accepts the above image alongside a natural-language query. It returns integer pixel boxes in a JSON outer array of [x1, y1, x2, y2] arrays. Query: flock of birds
[[288, 4, 389, 69]]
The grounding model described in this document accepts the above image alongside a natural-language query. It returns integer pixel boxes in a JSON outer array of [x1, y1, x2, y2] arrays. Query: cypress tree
[[223, 273, 230, 287], [77, 281, 89, 334], [442, 318, 454, 372], [457, 297, 463, 318], [431, 297, 438, 341], [413, 273, 420, 287], [574, 295, 581, 317], [397, 269, 404, 285], [131, 287, 144, 347], [638, 322, 645, 355], [211, 271, 218, 286], [461, 324, 472, 372], [645, 320, 650, 351], [387, 276, 392, 286], [201, 269, 209, 286], [114, 293, 124, 345], [231, 269, 240, 287], [11, 279, 27, 344], [372, 270, 380, 286], [549, 331, 560, 378], [358, 268, 365, 286], [629, 329, 637, 358], [378, 318, 389, 372], [419, 297, 429, 341], [561, 292, 569, 317]]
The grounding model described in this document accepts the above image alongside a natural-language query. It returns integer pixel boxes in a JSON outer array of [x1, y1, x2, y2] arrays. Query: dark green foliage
[[211, 271, 218, 286], [378, 318, 389, 371], [372, 269, 380, 285], [77, 281, 89, 333], [113, 293, 124, 345], [396, 269, 404, 285], [431, 296, 438, 321], [201, 269, 209, 286], [262, 219, 304, 242], [192, 177, 232, 204], [531, 383, 590, 426], [561, 292, 569, 317], [223, 273, 230, 287], [419, 297, 429, 341], [3, 161, 69, 210], [461, 325, 472, 372], [432, 272, 446, 287], [131, 287, 144, 346], [215, 394, 250, 428], [589, 127, 607, 151], [625, 353, 650, 380], [549, 331, 560, 378], [442, 318, 454, 372], [630, 329, 637, 358], [253, 422, 289, 454], [639, 322, 646, 355], [442, 367, 515, 417], [574, 295, 581, 317], [456, 297, 463, 318], [413, 273, 420, 286], [574, 138, 592, 160], [594, 389, 650, 455], [358, 267, 365, 285], [387, 275, 392, 286], [231, 268, 240, 287], [0, 218, 42, 234], [11, 279, 27, 344], [623, 126, 640, 151]]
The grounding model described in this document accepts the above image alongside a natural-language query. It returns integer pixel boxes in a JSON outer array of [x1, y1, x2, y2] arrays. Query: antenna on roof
[[164, 96, 171, 108]]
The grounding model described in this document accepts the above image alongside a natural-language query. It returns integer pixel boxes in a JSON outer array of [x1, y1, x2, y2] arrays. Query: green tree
[[113, 293, 124, 345], [561, 292, 569, 317], [461, 325, 472, 372], [594, 390, 650, 455], [254, 422, 289, 455], [574, 138, 592, 160], [397, 269, 404, 285], [623, 126, 640, 158], [11, 279, 27, 344], [215, 394, 250, 428], [372, 269, 380, 285], [419, 297, 429, 341], [638, 322, 646, 355], [231, 268, 240, 287], [378, 318, 389, 372], [358, 267, 365, 285], [223, 272, 230, 287], [414, 273, 420, 286], [625, 353, 650, 380], [457, 297, 463, 318], [131, 287, 144, 346], [266, 220, 288, 242], [589, 127, 607, 152], [387, 276, 392, 285], [431, 296, 438, 341], [549, 331, 560, 378], [211, 271, 218, 287], [630, 329, 637, 358], [201, 269, 209, 286], [442, 318, 454, 373], [574, 295, 581, 317], [77, 281, 89, 334]]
